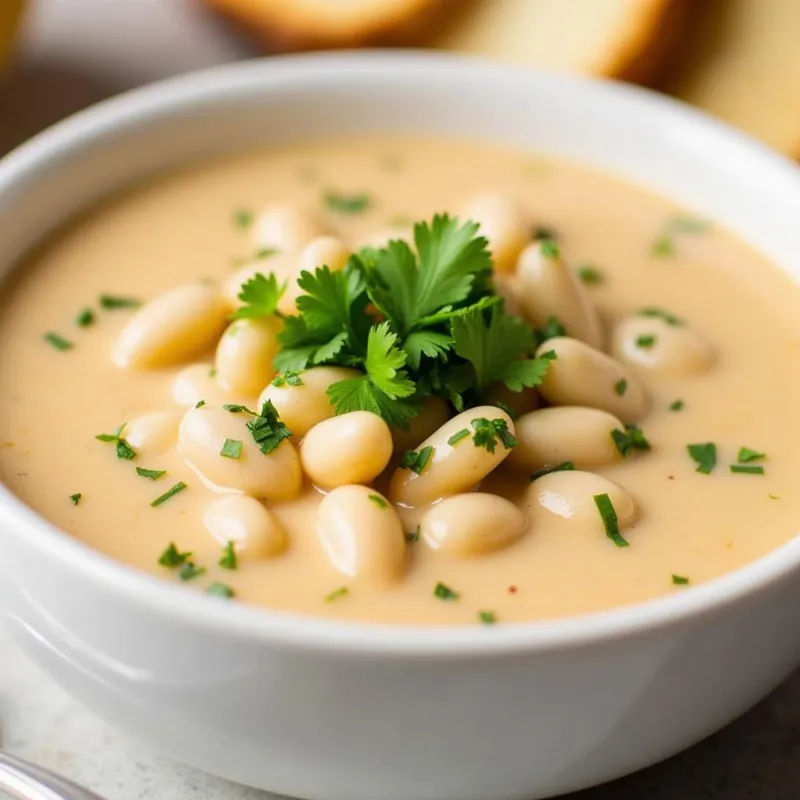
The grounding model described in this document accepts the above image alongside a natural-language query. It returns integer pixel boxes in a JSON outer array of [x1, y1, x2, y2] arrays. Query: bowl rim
[[2, 49, 800, 657]]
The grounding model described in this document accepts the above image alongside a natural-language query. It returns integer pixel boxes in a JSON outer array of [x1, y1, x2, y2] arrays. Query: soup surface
[[1, 137, 799, 625]]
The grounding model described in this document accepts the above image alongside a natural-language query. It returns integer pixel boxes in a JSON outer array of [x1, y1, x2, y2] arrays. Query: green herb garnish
[[246, 400, 292, 455], [471, 417, 517, 453], [730, 465, 765, 475], [400, 445, 434, 475], [69, 493, 82, 505], [76, 308, 95, 327], [324, 190, 371, 215], [223, 403, 253, 414], [219, 541, 238, 570], [150, 481, 187, 507], [593, 493, 629, 547], [207, 582, 235, 598], [447, 428, 470, 446], [669, 216, 710, 234], [478, 610, 497, 625], [672, 574, 690, 585], [95, 424, 136, 460], [687, 442, 717, 474], [669, 399, 685, 411], [614, 378, 628, 396], [324, 586, 349, 603], [195, 399, 206, 409], [651, 235, 674, 258], [220, 438, 243, 459], [530, 461, 575, 481], [233, 208, 254, 230], [99, 294, 141, 310], [433, 582, 460, 601], [271, 371, 304, 388], [405, 527, 421, 543], [367, 493, 388, 509], [533, 316, 567, 347], [611, 426, 651, 457], [638, 307, 683, 326], [540, 239, 560, 259], [136, 467, 166, 480], [576, 266, 604, 285], [158, 543, 191, 568], [737, 447, 766, 463], [532, 225, 557, 242], [44, 332, 74, 351], [179, 562, 206, 581], [230, 272, 286, 321], [636, 334, 657, 349]]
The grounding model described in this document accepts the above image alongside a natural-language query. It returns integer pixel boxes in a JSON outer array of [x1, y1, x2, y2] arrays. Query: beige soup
[[0, 137, 799, 626]]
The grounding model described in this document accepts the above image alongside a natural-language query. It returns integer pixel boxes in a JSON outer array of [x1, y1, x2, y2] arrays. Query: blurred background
[[0, 0, 794, 159]]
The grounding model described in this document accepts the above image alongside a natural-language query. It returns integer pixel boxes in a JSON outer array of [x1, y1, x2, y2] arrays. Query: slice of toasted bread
[[430, 0, 688, 84], [668, 0, 800, 157], [203, 0, 450, 51]]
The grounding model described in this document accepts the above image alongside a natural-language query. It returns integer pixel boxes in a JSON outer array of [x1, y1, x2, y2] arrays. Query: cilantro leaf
[[230, 272, 286, 320], [451, 305, 551, 393]]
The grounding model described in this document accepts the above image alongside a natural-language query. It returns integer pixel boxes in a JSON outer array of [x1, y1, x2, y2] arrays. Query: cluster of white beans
[[111, 195, 715, 590]]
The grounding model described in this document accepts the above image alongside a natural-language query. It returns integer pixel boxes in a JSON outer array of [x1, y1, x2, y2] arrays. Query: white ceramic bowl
[[1, 52, 800, 800]]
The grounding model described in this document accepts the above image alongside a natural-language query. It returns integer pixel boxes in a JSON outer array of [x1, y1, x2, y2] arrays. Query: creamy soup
[[1, 137, 799, 626]]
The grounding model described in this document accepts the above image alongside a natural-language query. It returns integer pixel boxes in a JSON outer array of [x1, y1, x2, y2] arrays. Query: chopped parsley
[[638, 307, 683, 326], [533, 316, 567, 347], [405, 527, 421, 543], [219, 541, 238, 570], [401, 445, 434, 475], [672, 574, 690, 585], [195, 399, 206, 409], [271, 371, 304, 388], [433, 582, 460, 601], [737, 447, 766, 463], [593, 493, 629, 547], [614, 378, 628, 396], [150, 481, 187, 507], [669, 216, 710, 234], [540, 239, 560, 259], [611, 426, 651, 457], [532, 225, 558, 242], [220, 438, 243, 459], [230, 272, 286, 321], [136, 467, 166, 480], [233, 208, 254, 230], [95, 424, 136, 460], [730, 465, 765, 475], [323, 190, 371, 215], [530, 461, 575, 481], [636, 334, 657, 349], [576, 265, 604, 285], [478, 610, 497, 625], [158, 543, 191, 568], [687, 442, 717, 474], [99, 294, 141, 310], [471, 417, 517, 453], [44, 332, 74, 351], [669, 399, 685, 411], [207, 582, 235, 598], [324, 586, 349, 603], [447, 428, 470, 446], [223, 403, 253, 414], [76, 308, 95, 327], [367, 493, 388, 509], [69, 493, 82, 505], [246, 400, 292, 455], [179, 561, 206, 581], [651, 235, 674, 258]]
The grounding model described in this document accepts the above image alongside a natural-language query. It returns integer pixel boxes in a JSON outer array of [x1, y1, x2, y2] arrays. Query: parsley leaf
[[470, 417, 518, 453], [230, 272, 286, 321], [400, 446, 434, 475], [687, 442, 717, 474], [611, 425, 651, 457], [324, 190, 371, 214], [246, 400, 292, 455]]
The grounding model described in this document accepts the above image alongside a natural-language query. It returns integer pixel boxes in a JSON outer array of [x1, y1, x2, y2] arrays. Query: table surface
[[1, 2, 798, 798]]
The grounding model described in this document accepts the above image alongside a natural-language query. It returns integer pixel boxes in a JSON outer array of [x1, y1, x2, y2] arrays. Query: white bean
[[390, 396, 450, 452], [516, 241, 604, 349], [297, 236, 350, 273], [461, 192, 529, 273], [252, 202, 325, 253], [112, 285, 228, 369], [389, 406, 516, 507], [123, 411, 181, 455], [301, 411, 393, 490], [421, 493, 526, 557], [316, 485, 405, 586], [203, 495, 287, 559], [611, 315, 714, 377], [178, 405, 301, 500], [258, 366, 360, 438], [215, 318, 280, 396], [171, 363, 236, 408], [525, 470, 637, 537], [536, 337, 649, 423], [507, 406, 624, 472]]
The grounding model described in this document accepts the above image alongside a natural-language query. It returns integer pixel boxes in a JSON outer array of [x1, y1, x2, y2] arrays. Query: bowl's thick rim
[[2, 50, 800, 658]]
